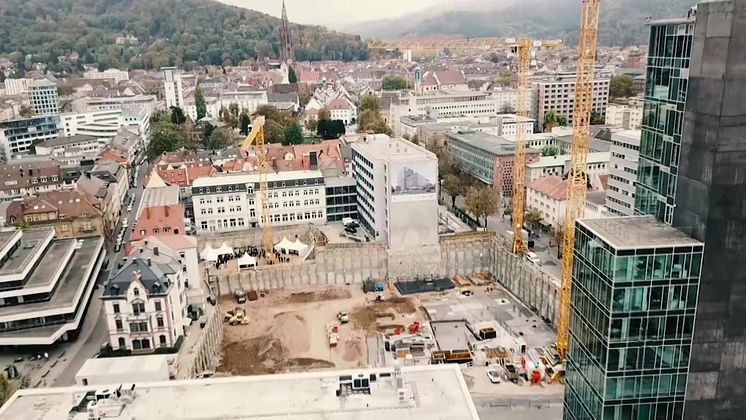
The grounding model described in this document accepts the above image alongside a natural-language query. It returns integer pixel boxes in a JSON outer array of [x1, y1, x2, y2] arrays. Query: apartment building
[[3, 78, 33, 96], [534, 75, 610, 125], [192, 170, 327, 234], [605, 130, 640, 216], [82, 69, 130, 83], [28, 79, 60, 116], [525, 152, 610, 184], [0, 228, 105, 346], [162, 67, 185, 109], [351, 134, 438, 249], [102, 257, 188, 352], [605, 98, 644, 130], [0, 161, 63, 201], [389, 91, 499, 136], [0, 115, 59, 159], [6, 190, 105, 238], [34, 134, 102, 158]]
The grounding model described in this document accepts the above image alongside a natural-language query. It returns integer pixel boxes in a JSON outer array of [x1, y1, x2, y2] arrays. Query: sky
[[215, 0, 455, 27]]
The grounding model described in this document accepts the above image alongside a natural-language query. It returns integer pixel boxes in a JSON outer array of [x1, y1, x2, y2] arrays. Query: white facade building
[[351, 134, 438, 250], [102, 258, 188, 352], [192, 170, 327, 234], [388, 91, 499, 136], [218, 90, 268, 114], [59, 109, 149, 144], [605, 129, 641, 216], [525, 151, 610, 184], [605, 99, 644, 130], [83, 69, 130, 83], [162, 67, 185, 110], [534, 76, 610, 125], [3, 78, 33, 96], [28, 79, 60, 116]]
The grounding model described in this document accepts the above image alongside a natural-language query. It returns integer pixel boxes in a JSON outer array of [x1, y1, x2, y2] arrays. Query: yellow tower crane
[[556, 0, 602, 360], [241, 116, 274, 259], [511, 39, 562, 254]]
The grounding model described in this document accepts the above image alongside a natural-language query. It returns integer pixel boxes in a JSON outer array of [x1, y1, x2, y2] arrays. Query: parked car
[[122, 219, 128, 228], [525, 252, 542, 266], [487, 369, 502, 384], [126, 204, 133, 212], [344, 226, 357, 234]]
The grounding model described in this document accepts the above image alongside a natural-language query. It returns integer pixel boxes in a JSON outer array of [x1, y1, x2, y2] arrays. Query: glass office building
[[634, 17, 694, 224], [564, 216, 703, 420]]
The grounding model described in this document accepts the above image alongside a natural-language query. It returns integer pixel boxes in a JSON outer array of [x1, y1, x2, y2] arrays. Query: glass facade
[[564, 219, 703, 420], [634, 20, 694, 224]]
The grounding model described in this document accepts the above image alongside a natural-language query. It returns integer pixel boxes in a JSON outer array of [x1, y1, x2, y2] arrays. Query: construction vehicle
[[337, 312, 349, 324], [326, 323, 339, 347], [234, 289, 246, 304], [224, 307, 249, 326], [241, 116, 273, 261], [557, 0, 602, 360], [503, 363, 523, 384]]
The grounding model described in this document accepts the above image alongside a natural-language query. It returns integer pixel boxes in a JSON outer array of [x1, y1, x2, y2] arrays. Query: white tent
[[273, 237, 295, 253], [292, 238, 309, 254], [201, 244, 220, 262], [216, 243, 233, 256], [237, 254, 257, 270]]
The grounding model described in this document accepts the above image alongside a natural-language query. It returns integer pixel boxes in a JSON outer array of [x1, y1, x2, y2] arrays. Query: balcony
[[127, 313, 150, 322]]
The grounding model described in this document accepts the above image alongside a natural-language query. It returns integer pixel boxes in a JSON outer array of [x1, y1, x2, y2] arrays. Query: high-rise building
[[162, 67, 185, 110], [28, 79, 60, 116], [633, 16, 695, 224], [669, 2, 746, 419], [534, 75, 610, 126], [606, 129, 641, 216], [564, 216, 703, 420]]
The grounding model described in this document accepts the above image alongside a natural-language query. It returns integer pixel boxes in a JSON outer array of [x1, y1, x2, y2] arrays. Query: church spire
[[280, 0, 294, 64]]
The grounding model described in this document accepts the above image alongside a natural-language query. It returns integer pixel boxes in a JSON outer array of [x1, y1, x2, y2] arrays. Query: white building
[[162, 67, 185, 110], [3, 78, 33, 96], [527, 176, 607, 230], [102, 257, 188, 352], [0, 228, 105, 346], [525, 151, 610, 184], [491, 114, 537, 138], [0, 365, 480, 420], [192, 170, 327, 234], [534, 75, 610, 125], [28, 79, 60, 116], [75, 355, 170, 386], [388, 91, 500, 136], [605, 98, 644, 130], [605, 129, 641, 216], [218, 90, 268, 114], [327, 96, 357, 125], [83, 68, 130, 83], [0, 115, 60, 159], [34, 134, 102, 157], [59, 109, 149, 145], [351, 134, 438, 250], [491, 88, 520, 113]]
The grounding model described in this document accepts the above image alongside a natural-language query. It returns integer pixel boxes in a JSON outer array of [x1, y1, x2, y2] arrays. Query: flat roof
[[76, 355, 169, 378], [648, 16, 695, 26], [20, 239, 76, 289], [0, 230, 20, 261], [527, 152, 610, 168], [193, 169, 324, 188], [448, 131, 541, 156], [579, 216, 703, 250], [0, 365, 480, 420], [352, 136, 437, 162], [0, 229, 54, 279]]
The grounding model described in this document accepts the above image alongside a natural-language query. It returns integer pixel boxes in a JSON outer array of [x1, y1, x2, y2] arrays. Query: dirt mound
[[288, 288, 352, 303], [219, 335, 287, 375], [287, 358, 335, 370], [350, 297, 417, 331], [388, 297, 416, 313], [343, 339, 363, 362], [271, 312, 310, 354]]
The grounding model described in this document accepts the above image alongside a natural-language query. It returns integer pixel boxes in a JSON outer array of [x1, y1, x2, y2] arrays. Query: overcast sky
[[216, 0, 454, 27]]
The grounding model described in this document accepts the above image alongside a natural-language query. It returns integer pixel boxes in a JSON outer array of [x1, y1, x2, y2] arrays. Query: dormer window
[[133, 288, 139, 297]]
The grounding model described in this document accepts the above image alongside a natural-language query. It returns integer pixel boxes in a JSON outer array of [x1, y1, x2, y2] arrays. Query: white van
[[526, 252, 542, 266]]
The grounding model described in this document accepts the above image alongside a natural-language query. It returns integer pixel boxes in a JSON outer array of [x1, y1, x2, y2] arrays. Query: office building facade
[[388, 91, 500, 136], [534, 76, 610, 126], [28, 79, 60, 116], [606, 130, 641, 216], [0, 115, 59, 159], [633, 17, 694, 224], [162, 67, 185, 110], [564, 217, 703, 420]]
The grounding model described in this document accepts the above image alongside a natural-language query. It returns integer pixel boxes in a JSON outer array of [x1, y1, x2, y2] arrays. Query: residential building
[[526, 176, 608, 230], [325, 175, 358, 223], [526, 152, 610, 184], [491, 114, 537, 138], [0, 364, 480, 420], [605, 98, 644, 130], [666, 3, 746, 418], [0, 228, 105, 346], [162, 67, 185, 109], [3, 78, 33, 96], [217, 90, 268, 114], [634, 16, 694, 224], [130, 204, 186, 241], [351, 134, 438, 249], [28, 79, 60, 116], [34, 134, 102, 157], [418, 70, 468, 93], [447, 131, 540, 197], [82, 68, 130, 82], [564, 216, 702, 420], [534, 75, 610, 125], [102, 257, 188, 352], [6, 190, 104, 237], [192, 170, 327, 234], [77, 161, 128, 239], [389, 91, 500, 136], [0, 161, 63, 201], [327, 97, 357, 125], [606, 130, 641, 216], [0, 115, 59, 159]]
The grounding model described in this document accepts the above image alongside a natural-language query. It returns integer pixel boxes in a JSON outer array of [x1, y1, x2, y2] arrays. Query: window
[[115, 319, 123, 330], [153, 228, 159, 234], [157, 317, 164, 328], [133, 288, 139, 297], [201, 221, 208, 230], [113, 303, 120, 313], [155, 301, 162, 311], [118, 337, 125, 348], [159, 335, 167, 346], [132, 302, 145, 315]]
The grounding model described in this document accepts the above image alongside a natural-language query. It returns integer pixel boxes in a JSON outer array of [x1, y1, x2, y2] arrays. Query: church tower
[[280, 1, 294, 63]]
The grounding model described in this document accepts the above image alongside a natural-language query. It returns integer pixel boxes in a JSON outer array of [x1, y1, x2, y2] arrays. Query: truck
[[234, 289, 247, 304]]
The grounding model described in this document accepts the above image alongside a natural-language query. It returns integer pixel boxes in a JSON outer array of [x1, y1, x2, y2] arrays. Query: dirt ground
[[218, 286, 417, 376]]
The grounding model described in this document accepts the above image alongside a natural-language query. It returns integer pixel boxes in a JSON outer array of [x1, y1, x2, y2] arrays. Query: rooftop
[[579, 216, 703, 250], [0, 365, 479, 420], [36, 135, 99, 149], [351, 135, 437, 162], [448, 131, 540, 156], [193, 169, 324, 188]]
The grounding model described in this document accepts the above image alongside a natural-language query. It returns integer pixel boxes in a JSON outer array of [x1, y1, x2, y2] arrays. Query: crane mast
[[511, 38, 531, 254], [241, 116, 274, 258], [556, 0, 601, 359]]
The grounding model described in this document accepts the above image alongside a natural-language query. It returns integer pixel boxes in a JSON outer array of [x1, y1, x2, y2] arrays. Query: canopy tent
[[237, 254, 257, 270], [273, 237, 295, 253], [201, 244, 220, 262], [292, 238, 309, 255], [215, 243, 233, 256], [274, 237, 308, 255]]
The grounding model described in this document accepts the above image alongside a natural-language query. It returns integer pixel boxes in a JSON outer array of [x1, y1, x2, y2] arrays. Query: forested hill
[[0, 0, 369, 73]]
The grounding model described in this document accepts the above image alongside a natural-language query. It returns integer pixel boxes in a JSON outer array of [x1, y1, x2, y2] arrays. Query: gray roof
[[447, 131, 541, 156], [36, 135, 99, 149], [267, 91, 299, 103], [578, 216, 703, 250], [104, 258, 177, 298]]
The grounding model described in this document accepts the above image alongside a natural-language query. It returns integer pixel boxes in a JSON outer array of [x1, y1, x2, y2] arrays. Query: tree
[[305, 118, 318, 132], [18, 105, 33, 118], [255, 105, 295, 128], [590, 112, 605, 125], [239, 113, 250, 135], [283, 122, 304, 145], [299, 91, 311, 108], [442, 174, 468, 208], [543, 110, 567, 132], [0, 72, 5, 83], [496, 71, 512, 87], [524, 208, 544, 229], [541, 145, 561, 157], [464, 186, 498, 227], [288, 66, 298, 83], [318, 107, 331, 122], [228, 103, 239, 117], [204, 129, 228, 150], [357, 109, 391, 135], [317, 119, 345, 140], [499, 103, 515, 114], [437, 152, 460, 180], [202, 122, 215, 140], [264, 119, 286, 144], [194, 84, 206, 120], [360, 95, 381, 113], [170, 106, 186, 125], [57, 85, 74, 96], [610, 74, 636, 99], [0, 374, 11, 406], [147, 120, 181, 160], [382, 75, 409, 90]]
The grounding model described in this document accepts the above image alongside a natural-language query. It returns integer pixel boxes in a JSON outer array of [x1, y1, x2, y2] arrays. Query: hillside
[[352, 0, 694, 46], [0, 0, 368, 74]]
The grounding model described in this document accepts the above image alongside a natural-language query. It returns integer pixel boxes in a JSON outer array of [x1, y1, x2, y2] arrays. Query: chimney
[[309, 152, 318, 170], [147, 257, 151, 267], [165, 206, 169, 217], [154, 247, 159, 256], [145, 207, 150, 219]]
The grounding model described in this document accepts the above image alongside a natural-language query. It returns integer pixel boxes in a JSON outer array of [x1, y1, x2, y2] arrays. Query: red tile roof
[[130, 204, 186, 241], [529, 176, 568, 201]]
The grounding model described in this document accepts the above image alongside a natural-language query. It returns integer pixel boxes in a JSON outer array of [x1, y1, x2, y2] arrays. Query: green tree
[[541, 145, 561, 157], [499, 103, 515, 114], [437, 152, 460, 180], [305, 118, 318, 132], [18, 105, 33, 118], [228, 103, 239, 117], [264, 119, 286, 144], [0, 72, 5, 83], [464, 186, 498, 227], [496, 71, 512, 87], [255, 105, 295, 128], [318, 107, 331, 122], [147, 120, 181, 160], [524, 208, 543, 229], [317, 119, 345, 140], [204, 129, 228, 150], [360, 95, 381, 113], [194, 84, 206, 120], [283, 122, 304, 145], [442, 174, 468, 208], [170, 106, 186, 125], [357, 109, 390, 135], [543, 110, 567, 132], [288, 66, 298, 83], [299, 91, 311, 108], [382, 75, 409, 90], [239, 113, 250, 135], [590, 112, 605, 125], [610, 74, 636, 99]]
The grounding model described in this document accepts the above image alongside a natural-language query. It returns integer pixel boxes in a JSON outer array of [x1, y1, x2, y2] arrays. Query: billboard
[[388, 161, 439, 250], [390, 162, 437, 197]]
